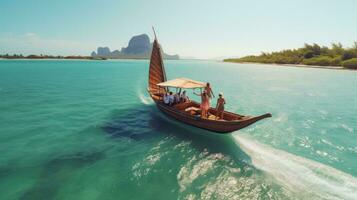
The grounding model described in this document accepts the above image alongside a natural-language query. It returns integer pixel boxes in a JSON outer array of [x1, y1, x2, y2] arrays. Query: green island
[[0, 54, 106, 60], [224, 42, 357, 69]]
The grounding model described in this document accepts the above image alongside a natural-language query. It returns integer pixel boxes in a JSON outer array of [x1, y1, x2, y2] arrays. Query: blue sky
[[0, 0, 357, 59]]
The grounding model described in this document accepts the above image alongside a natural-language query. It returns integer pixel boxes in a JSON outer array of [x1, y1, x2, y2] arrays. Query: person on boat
[[216, 93, 226, 119], [181, 90, 190, 102], [168, 91, 175, 106], [204, 82, 215, 110], [194, 90, 209, 118], [174, 92, 181, 104], [163, 92, 170, 105], [205, 82, 215, 99]]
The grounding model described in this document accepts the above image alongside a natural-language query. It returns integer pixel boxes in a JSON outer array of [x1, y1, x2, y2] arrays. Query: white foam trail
[[341, 123, 354, 133], [234, 134, 357, 200], [138, 92, 153, 105], [136, 80, 153, 105]]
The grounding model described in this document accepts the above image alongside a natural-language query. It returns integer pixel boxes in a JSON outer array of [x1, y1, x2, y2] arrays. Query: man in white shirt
[[168, 92, 175, 106], [163, 92, 170, 105]]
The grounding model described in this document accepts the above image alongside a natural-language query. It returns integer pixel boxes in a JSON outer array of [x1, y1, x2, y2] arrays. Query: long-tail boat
[[148, 31, 271, 133]]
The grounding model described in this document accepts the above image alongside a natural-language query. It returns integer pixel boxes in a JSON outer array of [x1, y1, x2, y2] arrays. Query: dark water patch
[[102, 105, 166, 140], [19, 151, 104, 200], [0, 166, 12, 178], [46, 151, 104, 168]]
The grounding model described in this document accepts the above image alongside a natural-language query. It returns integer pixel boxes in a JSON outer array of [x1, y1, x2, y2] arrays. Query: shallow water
[[0, 60, 356, 199]]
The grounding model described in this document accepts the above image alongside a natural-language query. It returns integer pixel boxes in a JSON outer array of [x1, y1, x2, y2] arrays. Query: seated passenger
[[174, 92, 180, 104], [163, 92, 170, 105], [168, 92, 175, 106], [181, 91, 190, 102]]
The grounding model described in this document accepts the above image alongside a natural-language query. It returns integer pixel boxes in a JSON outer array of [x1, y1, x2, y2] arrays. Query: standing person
[[194, 90, 209, 118], [216, 93, 226, 119], [205, 82, 215, 99], [204, 82, 215, 109]]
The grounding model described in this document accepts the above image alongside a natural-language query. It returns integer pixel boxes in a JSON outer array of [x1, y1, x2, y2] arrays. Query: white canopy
[[157, 77, 206, 89]]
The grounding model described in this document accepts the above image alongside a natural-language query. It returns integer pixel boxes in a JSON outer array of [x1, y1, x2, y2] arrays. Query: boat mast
[[152, 26, 158, 40]]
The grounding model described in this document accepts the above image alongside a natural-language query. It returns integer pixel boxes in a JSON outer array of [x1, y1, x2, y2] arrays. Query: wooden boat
[[148, 32, 272, 133]]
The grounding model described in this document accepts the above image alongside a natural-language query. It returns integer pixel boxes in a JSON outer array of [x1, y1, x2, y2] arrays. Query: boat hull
[[154, 100, 271, 133]]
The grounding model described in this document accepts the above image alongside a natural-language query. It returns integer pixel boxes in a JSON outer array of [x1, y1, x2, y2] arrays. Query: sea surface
[[0, 59, 356, 200]]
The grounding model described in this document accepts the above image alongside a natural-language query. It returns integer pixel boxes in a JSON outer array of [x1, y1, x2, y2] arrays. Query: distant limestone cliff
[[91, 34, 179, 59]]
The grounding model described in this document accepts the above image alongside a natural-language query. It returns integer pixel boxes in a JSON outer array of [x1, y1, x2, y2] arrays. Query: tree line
[[224, 42, 357, 69], [0, 54, 102, 60]]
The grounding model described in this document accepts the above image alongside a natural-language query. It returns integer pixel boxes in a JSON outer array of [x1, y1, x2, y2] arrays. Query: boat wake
[[233, 134, 357, 200], [138, 92, 153, 105], [136, 81, 153, 105]]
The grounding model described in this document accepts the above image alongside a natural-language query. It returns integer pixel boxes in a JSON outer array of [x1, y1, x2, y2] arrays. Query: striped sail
[[148, 38, 166, 93]]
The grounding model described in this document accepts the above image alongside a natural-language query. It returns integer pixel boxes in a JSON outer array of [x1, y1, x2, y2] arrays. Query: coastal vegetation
[[342, 58, 357, 69], [0, 54, 105, 60], [224, 42, 357, 69]]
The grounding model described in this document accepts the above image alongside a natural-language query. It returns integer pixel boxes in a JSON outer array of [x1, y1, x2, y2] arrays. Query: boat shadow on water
[[102, 104, 253, 165]]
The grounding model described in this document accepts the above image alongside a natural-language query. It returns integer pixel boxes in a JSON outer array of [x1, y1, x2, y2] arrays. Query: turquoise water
[[0, 59, 357, 200]]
